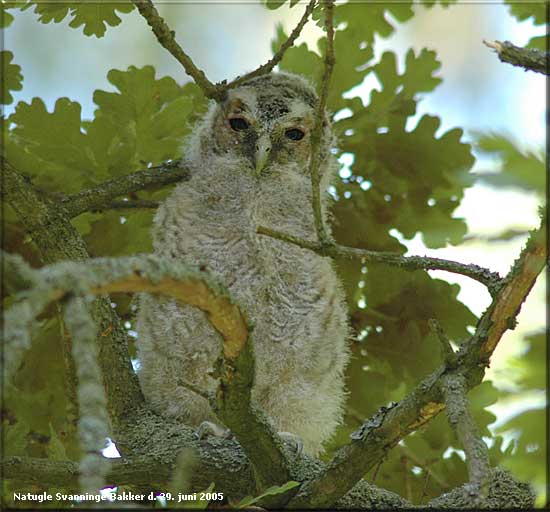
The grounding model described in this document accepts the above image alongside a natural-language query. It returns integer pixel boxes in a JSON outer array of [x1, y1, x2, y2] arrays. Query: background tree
[[1, 0, 547, 509]]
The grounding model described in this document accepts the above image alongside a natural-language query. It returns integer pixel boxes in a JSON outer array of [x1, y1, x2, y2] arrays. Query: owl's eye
[[229, 117, 250, 131], [285, 128, 305, 141]]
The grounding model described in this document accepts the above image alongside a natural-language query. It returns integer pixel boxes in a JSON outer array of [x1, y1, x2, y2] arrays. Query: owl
[[136, 72, 350, 456]]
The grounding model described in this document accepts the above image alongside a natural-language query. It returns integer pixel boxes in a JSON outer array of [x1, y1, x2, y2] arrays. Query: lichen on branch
[[63, 297, 111, 495], [3, 253, 291, 493], [286, 219, 545, 508], [483, 39, 549, 75]]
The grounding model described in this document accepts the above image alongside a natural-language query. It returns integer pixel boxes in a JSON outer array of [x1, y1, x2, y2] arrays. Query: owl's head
[[188, 72, 334, 177]]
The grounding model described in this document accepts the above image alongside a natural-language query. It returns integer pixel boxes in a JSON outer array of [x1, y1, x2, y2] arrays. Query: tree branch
[[257, 225, 503, 292], [2, 157, 144, 432], [63, 297, 111, 494], [4, 254, 292, 492], [1, 455, 534, 508], [226, 0, 317, 89], [60, 161, 189, 218], [429, 318, 458, 368], [483, 40, 549, 75], [94, 199, 160, 211], [441, 373, 490, 504], [309, 0, 336, 245], [130, 0, 222, 100], [287, 219, 546, 508]]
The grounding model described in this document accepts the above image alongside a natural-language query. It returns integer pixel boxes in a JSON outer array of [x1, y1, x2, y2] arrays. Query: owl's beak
[[254, 135, 271, 175]]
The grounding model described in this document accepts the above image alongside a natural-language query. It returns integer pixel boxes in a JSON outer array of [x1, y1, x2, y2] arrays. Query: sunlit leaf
[[24, 1, 134, 37]]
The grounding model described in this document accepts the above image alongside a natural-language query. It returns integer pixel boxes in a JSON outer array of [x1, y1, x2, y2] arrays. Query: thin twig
[[428, 318, 458, 368], [60, 161, 189, 218], [131, 0, 221, 99], [257, 225, 503, 291], [309, 0, 336, 245], [92, 199, 160, 212], [227, 0, 317, 89]]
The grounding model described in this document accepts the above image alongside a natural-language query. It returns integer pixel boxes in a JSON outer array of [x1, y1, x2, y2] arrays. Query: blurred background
[[4, 0, 546, 506]]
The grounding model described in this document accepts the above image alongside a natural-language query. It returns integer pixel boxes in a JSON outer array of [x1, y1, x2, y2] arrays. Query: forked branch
[[227, 0, 317, 89], [3, 254, 292, 492], [287, 219, 546, 508], [132, 0, 318, 101]]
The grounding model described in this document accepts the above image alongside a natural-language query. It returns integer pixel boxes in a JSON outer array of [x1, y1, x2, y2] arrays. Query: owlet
[[136, 72, 350, 456]]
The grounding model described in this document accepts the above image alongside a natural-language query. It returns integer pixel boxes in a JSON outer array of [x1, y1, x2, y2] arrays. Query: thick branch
[[309, 0, 335, 245], [287, 220, 545, 508], [257, 225, 503, 292], [130, 0, 221, 99], [60, 161, 189, 218], [2, 158, 144, 431], [441, 373, 490, 503], [483, 39, 549, 75], [227, 0, 317, 89], [1, 450, 534, 508], [479, 225, 546, 358], [5, 255, 291, 492]]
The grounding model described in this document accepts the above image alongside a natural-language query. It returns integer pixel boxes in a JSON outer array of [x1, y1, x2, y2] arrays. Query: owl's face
[[202, 73, 331, 177]]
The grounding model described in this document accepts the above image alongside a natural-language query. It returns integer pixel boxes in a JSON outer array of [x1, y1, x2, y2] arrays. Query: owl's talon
[[278, 431, 304, 455], [196, 421, 232, 440]]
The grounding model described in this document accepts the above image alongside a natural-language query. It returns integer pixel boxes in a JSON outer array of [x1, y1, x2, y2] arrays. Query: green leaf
[[1, 2, 20, 28], [504, 0, 546, 25], [91, 66, 205, 175], [264, 0, 287, 9], [474, 133, 544, 195], [5, 316, 78, 458], [503, 331, 546, 390], [46, 424, 68, 461], [1, 51, 23, 105], [497, 408, 546, 500], [526, 35, 546, 50], [6, 97, 98, 193], [188, 483, 215, 510], [4, 420, 30, 456], [335, 2, 414, 46], [84, 210, 154, 256], [24, 1, 134, 38], [271, 25, 324, 88], [236, 481, 300, 508]]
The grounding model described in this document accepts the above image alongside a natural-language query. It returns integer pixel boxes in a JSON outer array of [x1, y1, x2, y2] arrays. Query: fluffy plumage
[[136, 72, 350, 456]]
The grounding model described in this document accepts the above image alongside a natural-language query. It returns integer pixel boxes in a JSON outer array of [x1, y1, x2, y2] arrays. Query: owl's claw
[[278, 431, 304, 455], [196, 421, 233, 440]]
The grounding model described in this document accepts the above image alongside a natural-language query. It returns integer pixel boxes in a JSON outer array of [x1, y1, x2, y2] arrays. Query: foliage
[[1, 50, 23, 105], [22, 1, 134, 37], [2, 0, 544, 508], [495, 331, 547, 505], [473, 133, 545, 195]]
